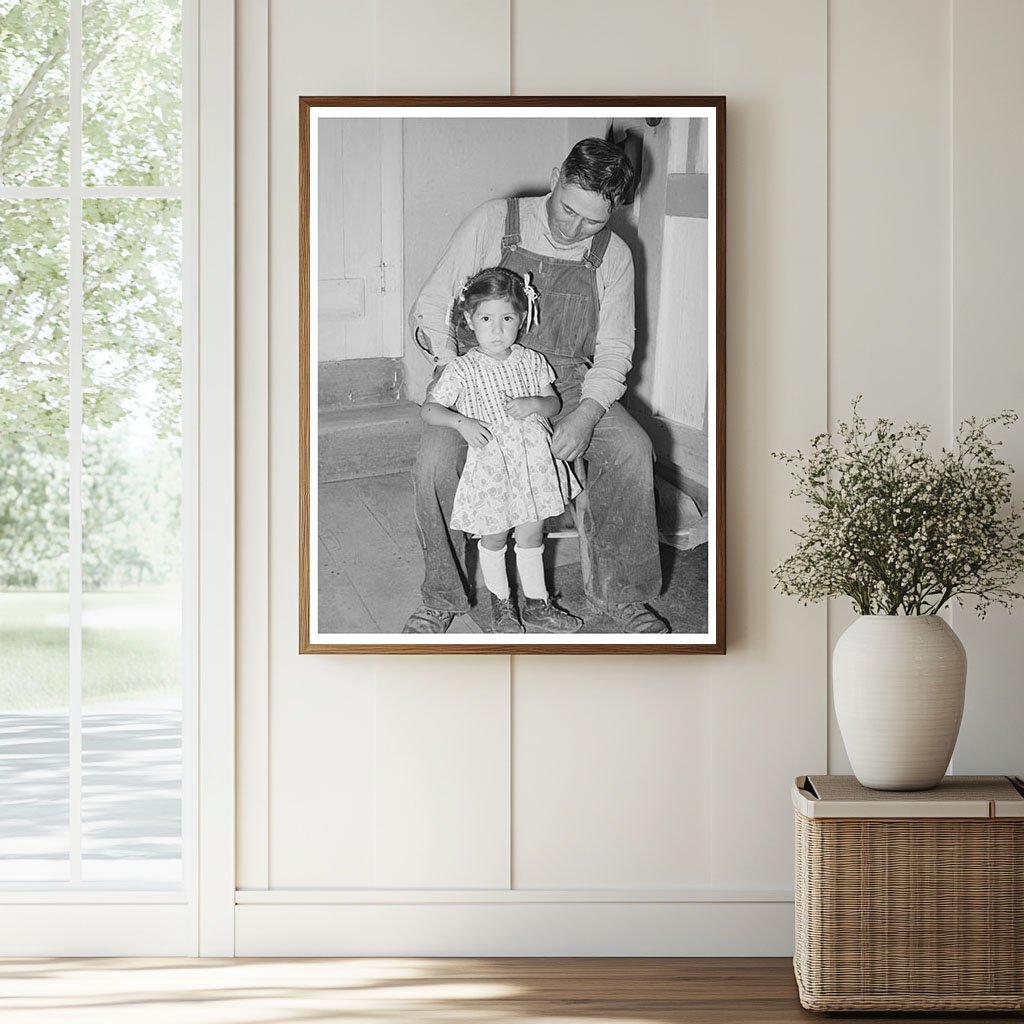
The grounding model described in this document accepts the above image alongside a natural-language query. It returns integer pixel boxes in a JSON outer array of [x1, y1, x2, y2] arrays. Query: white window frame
[[195, 0, 236, 958], [0, 0, 234, 956]]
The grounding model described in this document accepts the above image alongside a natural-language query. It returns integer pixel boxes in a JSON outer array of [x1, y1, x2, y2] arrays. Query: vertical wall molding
[[948, 0, 1024, 777], [827, 0, 953, 774], [236, 0, 271, 893], [708, 0, 829, 888], [198, 0, 237, 955]]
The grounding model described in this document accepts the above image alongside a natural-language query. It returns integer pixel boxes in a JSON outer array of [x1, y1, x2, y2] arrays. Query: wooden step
[[318, 402, 422, 483], [654, 473, 708, 551], [318, 357, 404, 412]]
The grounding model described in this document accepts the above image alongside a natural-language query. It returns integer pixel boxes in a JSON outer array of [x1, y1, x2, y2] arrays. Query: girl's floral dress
[[429, 344, 581, 535]]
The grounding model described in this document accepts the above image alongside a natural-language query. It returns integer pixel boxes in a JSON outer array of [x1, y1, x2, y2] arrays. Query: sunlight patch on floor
[[0, 958, 679, 1024]]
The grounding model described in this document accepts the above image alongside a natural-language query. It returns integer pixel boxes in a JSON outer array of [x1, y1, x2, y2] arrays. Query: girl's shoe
[[520, 597, 583, 633], [489, 593, 525, 633]]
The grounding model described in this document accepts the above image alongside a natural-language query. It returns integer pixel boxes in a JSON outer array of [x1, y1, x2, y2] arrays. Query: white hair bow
[[444, 277, 471, 327], [522, 272, 539, 333]]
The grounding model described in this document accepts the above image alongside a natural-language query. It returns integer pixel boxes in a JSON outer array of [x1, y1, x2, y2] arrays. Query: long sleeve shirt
[[409, 193, 636, 411]]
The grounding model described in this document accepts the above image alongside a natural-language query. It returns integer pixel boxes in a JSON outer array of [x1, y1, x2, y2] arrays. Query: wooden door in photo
[[317, 119, 404, 361]]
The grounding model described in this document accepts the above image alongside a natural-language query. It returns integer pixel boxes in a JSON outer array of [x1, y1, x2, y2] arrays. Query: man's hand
[[550, 399, 603, 461], [456, 417, 492, 449]]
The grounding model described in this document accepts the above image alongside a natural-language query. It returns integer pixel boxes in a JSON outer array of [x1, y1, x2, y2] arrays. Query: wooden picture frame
[[300, 97, 725, 653]]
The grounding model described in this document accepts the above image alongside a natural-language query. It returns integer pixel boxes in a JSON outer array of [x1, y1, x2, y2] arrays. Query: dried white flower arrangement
[[773, 401, 1024, 616]]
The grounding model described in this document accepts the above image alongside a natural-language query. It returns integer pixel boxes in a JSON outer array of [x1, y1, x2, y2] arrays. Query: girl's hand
[[504, 395, 539, 420], [456, 417, 492, 448]]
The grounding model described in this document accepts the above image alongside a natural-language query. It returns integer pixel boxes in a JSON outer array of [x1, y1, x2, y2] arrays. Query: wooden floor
[[318, 472, 709, 635], [0, 957, 1019, 1023]]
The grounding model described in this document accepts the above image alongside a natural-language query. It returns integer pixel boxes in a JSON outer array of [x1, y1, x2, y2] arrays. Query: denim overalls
[[454, 198, 608, 385]]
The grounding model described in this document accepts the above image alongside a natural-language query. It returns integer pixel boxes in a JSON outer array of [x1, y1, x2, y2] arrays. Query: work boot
[[402, 606, 455, 634], [520, 597, 583, 633], [589, 599, 670, 634], [489, 593, 524, 633]]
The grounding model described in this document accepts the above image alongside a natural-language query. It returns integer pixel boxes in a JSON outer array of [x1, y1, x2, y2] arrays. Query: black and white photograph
[[300, 98, 725, 653]]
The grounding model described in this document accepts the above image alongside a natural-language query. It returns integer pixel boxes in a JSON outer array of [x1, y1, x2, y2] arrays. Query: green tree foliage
[[0, 440, 68, 587], [82, 428, 182, 590], [83, 198, 182, 439], [0, 198, 68, 445], [0, 197, 70, 587], [82, 0, 181, 186], [0, 0, 182, 590], [0, 0, 69, 186]]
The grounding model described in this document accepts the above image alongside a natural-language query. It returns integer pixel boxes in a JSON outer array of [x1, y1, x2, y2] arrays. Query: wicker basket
[[793, 775, 1024, 1012]]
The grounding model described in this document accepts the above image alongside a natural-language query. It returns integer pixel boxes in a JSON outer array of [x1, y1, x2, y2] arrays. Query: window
[[1, 0, 191, 890]]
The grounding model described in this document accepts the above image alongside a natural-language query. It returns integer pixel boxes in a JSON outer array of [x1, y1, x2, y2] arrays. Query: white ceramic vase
[[833, 615, 967, 791]]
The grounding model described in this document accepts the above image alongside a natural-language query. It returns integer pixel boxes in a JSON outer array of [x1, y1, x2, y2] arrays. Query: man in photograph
[[404, 137, 668, 634]]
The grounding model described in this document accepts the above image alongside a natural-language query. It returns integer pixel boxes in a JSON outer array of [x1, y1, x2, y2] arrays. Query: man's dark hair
[[560, 137, 635, 209]]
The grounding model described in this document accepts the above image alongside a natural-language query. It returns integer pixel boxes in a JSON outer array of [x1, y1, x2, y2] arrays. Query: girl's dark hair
[[453, 266, 530, 325], [560, 137, 635, 209]]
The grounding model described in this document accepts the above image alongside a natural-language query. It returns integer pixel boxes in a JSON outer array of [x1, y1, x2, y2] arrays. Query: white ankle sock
[[479, 544, 510, 599], [515, 543, 548, 600]]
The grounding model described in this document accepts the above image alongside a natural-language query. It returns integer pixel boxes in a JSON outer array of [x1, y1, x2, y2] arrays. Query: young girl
[[421, 267, 583, 634]]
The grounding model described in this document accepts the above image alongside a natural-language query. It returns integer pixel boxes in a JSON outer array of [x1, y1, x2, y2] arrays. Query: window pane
[[0, 1, 70, 186], [82, 675, 183, 884], [82, 0, 181, 187], [0, 702, 69, 881], [0, 199, 70, 880], [81, 197, 181, 883]]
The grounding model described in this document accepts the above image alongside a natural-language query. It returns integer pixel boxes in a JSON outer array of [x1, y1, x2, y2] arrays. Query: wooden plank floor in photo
[[317, 472, 482, 634], [2, 956, 1018, 1023], [318, 472, 708, 636]]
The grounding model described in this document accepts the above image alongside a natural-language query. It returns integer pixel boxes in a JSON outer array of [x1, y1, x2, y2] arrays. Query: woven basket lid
[[793, 774, 1024, 819]]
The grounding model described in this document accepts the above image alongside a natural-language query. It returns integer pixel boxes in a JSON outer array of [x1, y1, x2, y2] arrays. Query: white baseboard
[[0, 904, 195, 956], [235, 899, 795, 957]]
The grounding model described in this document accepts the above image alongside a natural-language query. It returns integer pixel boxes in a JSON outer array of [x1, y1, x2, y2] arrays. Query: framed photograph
[[300, 97, 725, 654]]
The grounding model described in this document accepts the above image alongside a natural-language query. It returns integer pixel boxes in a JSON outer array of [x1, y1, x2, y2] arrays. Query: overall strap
[[501, 197, 521, 252], [582, 225, 612, 269]]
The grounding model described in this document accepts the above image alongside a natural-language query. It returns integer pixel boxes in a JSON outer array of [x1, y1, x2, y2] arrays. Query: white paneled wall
[[512, 0, 712, 95], [948, 0, 1024, 777], [375, 0, 509, 95], [373, 663, 511, 888], [234, 0, 1024, 954], [261, 0, 377, 892], [513, 657, 713, 889], [706, 0, 828, 890], [270, 669, 378, 886], [827, 0, 952, 773], [829, 0, 951, 424]]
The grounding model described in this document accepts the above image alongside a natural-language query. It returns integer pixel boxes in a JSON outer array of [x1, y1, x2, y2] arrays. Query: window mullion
[[68, 0, 84, 886], [0, 187, 184, 200]]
